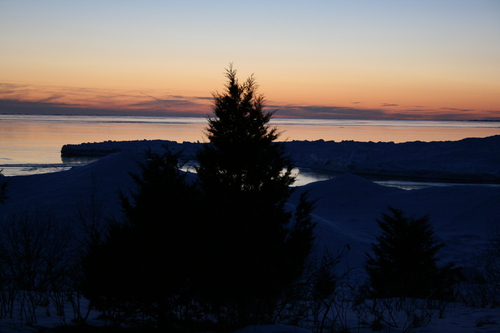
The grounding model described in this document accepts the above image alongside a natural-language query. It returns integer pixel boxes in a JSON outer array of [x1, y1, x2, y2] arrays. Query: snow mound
[[291, 173, 500, 273], [285, 135, 500, 182], [1, 151, 144, 238], [62, 139, 200, 161], [1, 150, 500, 332], [61, 135, 500, 182]]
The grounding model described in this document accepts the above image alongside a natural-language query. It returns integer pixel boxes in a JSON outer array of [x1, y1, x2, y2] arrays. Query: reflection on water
[[1, 115, 499, 187], [292, 168, 339, 187], [2, 161, 498, 190], [293, 167, 500, 190], [0, 165, 72, 177], [1, 115, 499, 167], [0, 156, 100, 177], [274, 118, 500, 143], [61, 156, 101, 165]]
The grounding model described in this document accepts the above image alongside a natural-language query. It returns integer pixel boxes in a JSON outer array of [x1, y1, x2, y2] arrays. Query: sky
[[1, 0, 499, 120]]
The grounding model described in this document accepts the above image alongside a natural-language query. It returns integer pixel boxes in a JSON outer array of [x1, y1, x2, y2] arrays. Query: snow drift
[[0, 136, 499, 332], [5, 135, 499, 270], [61, 135, 500, 182]]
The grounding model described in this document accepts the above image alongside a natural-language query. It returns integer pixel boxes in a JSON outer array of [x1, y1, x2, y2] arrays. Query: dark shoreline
[[60, 135, 500, 185]]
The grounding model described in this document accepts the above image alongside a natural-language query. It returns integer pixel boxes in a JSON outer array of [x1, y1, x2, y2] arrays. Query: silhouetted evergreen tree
[[195, 65, 316, 325], [81, 149, 201, 328], [81, 66, 315, 330], [365, 206, 456, 300]]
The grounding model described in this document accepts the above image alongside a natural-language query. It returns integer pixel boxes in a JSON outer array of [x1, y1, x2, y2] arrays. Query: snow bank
[[3, 152, 499, 274], [1, 137, 499, 332], [286, 135, 500, 182], [62, 139, 200, 160], [61, 135, 500, 182], [291, 173, 500, 273], [0, 151, 144, 240]]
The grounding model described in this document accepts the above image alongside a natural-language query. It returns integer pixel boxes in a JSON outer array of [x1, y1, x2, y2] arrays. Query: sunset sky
[[1, 0, 499, 120]]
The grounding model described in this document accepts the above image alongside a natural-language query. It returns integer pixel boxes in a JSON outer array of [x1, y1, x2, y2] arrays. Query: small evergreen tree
[[365, 206, 456, 300], [81, 149, 201, 328], [195, 65, 316, 325]]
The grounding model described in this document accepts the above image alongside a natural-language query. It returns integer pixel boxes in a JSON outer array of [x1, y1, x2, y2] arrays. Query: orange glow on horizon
[[0, 78, 497, 121], [2, 2, 499, 120]]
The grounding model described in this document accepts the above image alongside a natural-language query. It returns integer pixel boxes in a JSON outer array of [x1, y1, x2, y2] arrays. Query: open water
[[1, 114, 499, 188]]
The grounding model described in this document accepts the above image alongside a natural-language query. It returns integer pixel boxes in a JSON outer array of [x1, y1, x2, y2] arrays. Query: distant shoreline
[[2, 112, 500, 122], [60, 135, 500, 184]]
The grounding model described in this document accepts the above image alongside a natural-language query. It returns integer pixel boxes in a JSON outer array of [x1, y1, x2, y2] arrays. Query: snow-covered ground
[[61, 135, 500, 182], [1, 136, 500, 332]]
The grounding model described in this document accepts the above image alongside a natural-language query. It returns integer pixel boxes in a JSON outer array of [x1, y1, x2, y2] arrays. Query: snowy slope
[[0, 151, 143, 244], [4, 154, 498, 274], [1, 137, 500, 332], [290, 173, 500, 274], [6, 136, 500, 274]]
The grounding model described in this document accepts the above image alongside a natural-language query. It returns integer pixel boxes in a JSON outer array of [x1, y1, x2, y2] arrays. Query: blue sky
[[1, 0, 499, 119]]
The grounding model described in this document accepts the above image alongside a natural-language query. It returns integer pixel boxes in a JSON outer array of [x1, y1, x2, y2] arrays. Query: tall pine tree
[[81, 66, 315, 329], [195, 65, 315, 325]]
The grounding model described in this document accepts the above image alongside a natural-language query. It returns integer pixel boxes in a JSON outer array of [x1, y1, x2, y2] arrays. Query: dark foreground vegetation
[[1, 67, 499, 332]]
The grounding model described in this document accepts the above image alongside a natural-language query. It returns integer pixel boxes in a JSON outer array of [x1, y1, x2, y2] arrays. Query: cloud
[[1, 82, 498, 121], [440, 107, 475, 112], [270, 103, 500, 121], [38, 94, 66, 103], [273, 105, 392, 120], [0, 98, 209, 117], [0, 82, 212, 117], [130, 97, 204, 110]]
